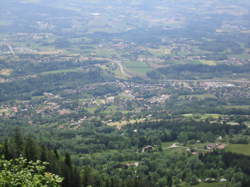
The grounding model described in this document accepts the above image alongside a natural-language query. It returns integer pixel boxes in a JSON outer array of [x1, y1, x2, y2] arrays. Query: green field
[[191, 182, 228, 187], [94, 48, 118, 58], [162, 141, 176, 148], [124, 61, 151, 76], [85, 106, 98, 114], [182, 113, 222, 120], [223, 105, 250, 110], [180, 182, 229, 187], [40, 68, 83, 75], [102, 105, 118, 114], [147, 46, 172, 57], [199, 60, 217, 66], [225, 144, 250, 156], [179, 94, 217, 100], [191, 94, 217, 100]]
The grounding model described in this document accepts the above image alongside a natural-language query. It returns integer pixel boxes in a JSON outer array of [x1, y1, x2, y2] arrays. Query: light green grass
[[187, 182, 228, 187], [102, 105, 118, 114], [32, 96, 44, 100], [179, 94, 217, 100], [85, 107, 98, 114], [107, 118, 160, 128], [162, 142, 211, 154], [40, 68, 83, 75], [225, 144, 250, 156], [161, 141, 176, 149], [124, 61, 151, 76], [188, 143, 211, 151], [148, 46, 172, 57], [94, 48, 118, 58], [161, 142, 188, 154], [199, 60, 217, 66], [182, 113, 222, 120], [223, 105, 250, 110]]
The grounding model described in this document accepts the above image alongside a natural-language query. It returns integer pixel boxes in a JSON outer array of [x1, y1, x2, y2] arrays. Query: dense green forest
[[1, 121, 250, 187]]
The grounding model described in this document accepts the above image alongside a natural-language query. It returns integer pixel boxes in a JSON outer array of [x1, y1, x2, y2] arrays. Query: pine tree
[[24, 136, 38, 161], [13, 127, 24, 157], [3, 139, 11, 159], [65, 152, 72, 168], [40, 145, 48, 162], [54, 148, 59, 159]]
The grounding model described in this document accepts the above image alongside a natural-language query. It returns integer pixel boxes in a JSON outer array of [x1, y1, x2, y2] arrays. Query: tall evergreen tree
[[24, 136, 38, 161], [65, 153, 72, 168], [13, 127, 24, 157], [3, 139, 11, 159]]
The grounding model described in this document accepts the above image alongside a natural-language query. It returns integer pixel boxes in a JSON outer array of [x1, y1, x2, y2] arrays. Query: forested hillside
[[0, 0, 250, 186], [1, 123, 250, 187]]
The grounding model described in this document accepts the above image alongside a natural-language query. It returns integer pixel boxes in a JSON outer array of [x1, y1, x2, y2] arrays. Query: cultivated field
[[225, 144, 250, 156]]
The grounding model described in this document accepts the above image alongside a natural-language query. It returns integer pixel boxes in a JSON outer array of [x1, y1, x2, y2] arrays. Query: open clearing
[[182, 113, 222, 120], [225, 144, 250, 156], [223, 105, 250, 110], [107, 119, 161, 129], [0, 108, 12, 116], [40, 68, 83, 75], [179, 94, 217, 100], [94, 48, 117, 58], [124, 61, 151, 76], [200, 60, 217, 66], [190, 182, 228, 187], [148, 46, 172, 57], [107, 118, 147, 128], [34, 50, 64, 55]]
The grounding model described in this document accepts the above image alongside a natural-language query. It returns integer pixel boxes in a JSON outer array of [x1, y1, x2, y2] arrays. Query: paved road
[[114, 61, 132, 78]]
